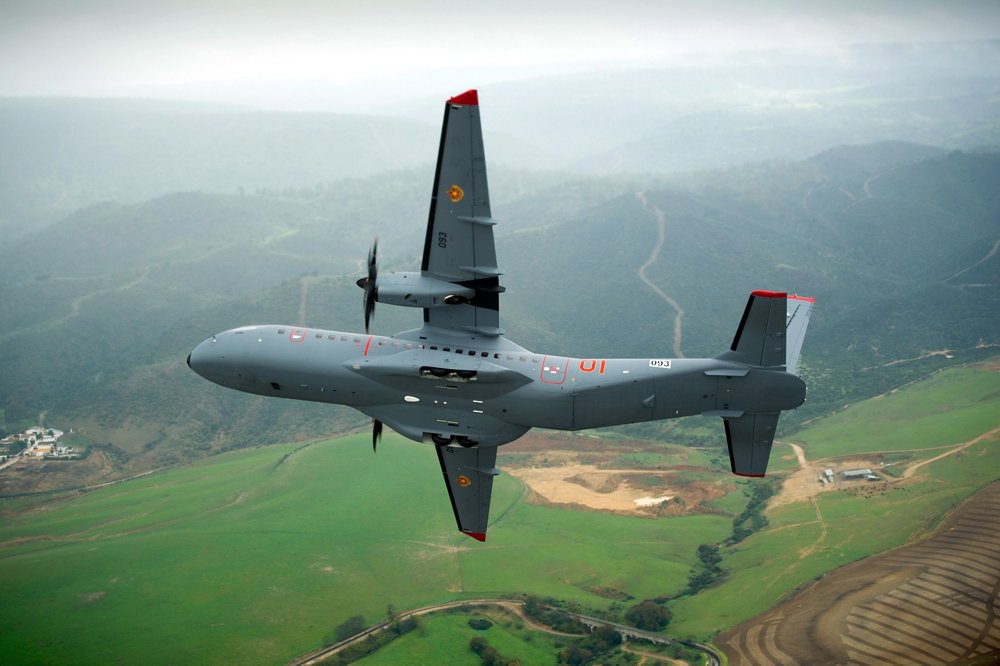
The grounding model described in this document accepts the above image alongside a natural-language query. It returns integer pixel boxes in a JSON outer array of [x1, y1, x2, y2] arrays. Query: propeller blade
[[362, 237, 378, 333], [372, 419, 382, 453]]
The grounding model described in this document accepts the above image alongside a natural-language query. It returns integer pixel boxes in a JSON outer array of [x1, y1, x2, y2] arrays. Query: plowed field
[[718, 481, 1000, 664]]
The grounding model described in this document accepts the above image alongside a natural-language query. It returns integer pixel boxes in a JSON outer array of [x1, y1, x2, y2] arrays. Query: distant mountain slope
[[568, 77, 1000, 174], [0, 98, 436, 238], [0, 143, 996, 486]]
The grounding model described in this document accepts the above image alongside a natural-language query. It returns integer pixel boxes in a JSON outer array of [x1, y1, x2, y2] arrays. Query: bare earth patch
[[506, 463, 727, 516]]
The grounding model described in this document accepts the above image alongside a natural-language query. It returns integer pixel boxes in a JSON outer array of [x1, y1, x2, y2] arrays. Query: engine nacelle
[[374, 272, 475, 309]]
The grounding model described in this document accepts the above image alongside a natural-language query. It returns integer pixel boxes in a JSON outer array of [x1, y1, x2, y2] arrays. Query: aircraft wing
[[421, 89, 504, 337], [435, 443, 498, 541]]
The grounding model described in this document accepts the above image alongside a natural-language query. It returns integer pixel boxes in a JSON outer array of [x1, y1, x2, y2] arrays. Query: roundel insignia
[[449, 185, 464, 203], [457, 474, 472, 488]]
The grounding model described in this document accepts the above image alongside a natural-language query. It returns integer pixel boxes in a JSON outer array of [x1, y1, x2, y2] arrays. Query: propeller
[[372, 419, 383, 453], [355, 237, 378, 333]]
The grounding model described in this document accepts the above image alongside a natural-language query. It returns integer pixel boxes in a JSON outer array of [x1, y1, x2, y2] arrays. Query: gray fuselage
[[188, 323, 806, 447]]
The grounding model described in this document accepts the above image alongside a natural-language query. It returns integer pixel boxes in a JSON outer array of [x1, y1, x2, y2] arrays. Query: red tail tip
[[463, 531, 487, 542], [751, 290, 786, 299], [448, 90, 479, 106]]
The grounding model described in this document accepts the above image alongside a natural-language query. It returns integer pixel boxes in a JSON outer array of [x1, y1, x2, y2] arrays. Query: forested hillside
[[2, 43, 998, 489], [0, 143, 996, 483]]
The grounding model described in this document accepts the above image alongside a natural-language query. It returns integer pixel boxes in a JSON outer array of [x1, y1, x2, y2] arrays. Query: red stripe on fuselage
[[363, 336, 372, 356]]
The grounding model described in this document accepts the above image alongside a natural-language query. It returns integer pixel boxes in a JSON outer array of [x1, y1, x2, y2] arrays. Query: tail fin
[[719, 290, 814, 372], [718, 291, 815, 477]]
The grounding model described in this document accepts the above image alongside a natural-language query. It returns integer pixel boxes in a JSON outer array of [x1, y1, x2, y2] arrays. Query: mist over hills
[[1, 41, 998, 489], [1, 141, 997, 487], [4, 39, 997, 242]]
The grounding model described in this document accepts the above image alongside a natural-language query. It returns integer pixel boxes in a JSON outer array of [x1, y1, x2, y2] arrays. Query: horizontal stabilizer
[[724, 413, 780, 477], [784, 295, 815, 375]]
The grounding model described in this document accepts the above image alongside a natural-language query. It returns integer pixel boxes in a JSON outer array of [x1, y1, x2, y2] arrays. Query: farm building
[[842, 469, 873, 479], [843, 468, 880, 481]]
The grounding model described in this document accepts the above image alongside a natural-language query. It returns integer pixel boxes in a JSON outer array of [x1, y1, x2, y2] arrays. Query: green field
[[2, 362, 998, 663], [0, 436, 729, 664], [356, 611, 568, 666]]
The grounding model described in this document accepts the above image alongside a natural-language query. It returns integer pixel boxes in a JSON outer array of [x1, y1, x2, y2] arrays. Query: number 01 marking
[[579, 359, 607, 374]]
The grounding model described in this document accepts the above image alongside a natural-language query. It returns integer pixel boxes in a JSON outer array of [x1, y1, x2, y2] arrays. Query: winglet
[[448, 89, 479, 106], [463, 531, 487, 542]]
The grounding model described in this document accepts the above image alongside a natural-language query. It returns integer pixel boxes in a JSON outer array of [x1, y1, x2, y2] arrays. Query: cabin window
[[277, 329, 285, 335], [455, 349, 463, 354]]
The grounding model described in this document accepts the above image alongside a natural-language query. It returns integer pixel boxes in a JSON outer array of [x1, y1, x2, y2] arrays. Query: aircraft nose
[[187, 337, 217, 379]]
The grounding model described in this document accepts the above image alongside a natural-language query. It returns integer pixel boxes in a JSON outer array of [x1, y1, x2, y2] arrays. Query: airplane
[[188, 89, 814, 542]]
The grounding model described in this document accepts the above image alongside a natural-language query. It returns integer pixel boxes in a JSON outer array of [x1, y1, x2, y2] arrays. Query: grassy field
[[0, 435, 729, 664], [356, 611, 568, 666], [669, 362, 1000, 638], [2, 362, 997, 663]]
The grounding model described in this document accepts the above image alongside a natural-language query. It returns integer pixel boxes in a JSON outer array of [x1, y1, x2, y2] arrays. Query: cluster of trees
[[322, 607, 422, 664], [684, 544, 725, 595], [624, 599, 672, 631], [522, 596, 587, 633], [557, 625, 621, 665], [724, 479, 777, 545], [469, 636, 520, 666]]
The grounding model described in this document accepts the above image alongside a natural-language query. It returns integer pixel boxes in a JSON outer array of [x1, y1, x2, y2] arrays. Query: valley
[[2, 45, 999, 663], [0, 361, 996, 664]]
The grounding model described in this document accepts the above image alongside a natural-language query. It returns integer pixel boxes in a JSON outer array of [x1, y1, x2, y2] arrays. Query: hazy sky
[[2, 0, 999, 110]]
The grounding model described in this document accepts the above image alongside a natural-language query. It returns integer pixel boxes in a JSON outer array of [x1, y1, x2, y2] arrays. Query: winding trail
[[946, 238, 1000, 284], [635, 192, 685, 358], [902, 425, 1000, 479]]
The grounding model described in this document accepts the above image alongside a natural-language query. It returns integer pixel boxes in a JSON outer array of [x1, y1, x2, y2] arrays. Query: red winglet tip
[[464, 531, 487, 542], [448, 89, 479, 106], [733, 472, 766, 478], [751, 290, 786, 299], [789, 294, 817, 303]]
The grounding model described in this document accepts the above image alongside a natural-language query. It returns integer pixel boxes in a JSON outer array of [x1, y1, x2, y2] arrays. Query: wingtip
[[463, 530, 487, 542], [448, 89, 479, 106]]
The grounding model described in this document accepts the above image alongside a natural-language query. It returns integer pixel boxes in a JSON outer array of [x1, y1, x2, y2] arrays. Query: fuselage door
[[540, 355, 569, 385]]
